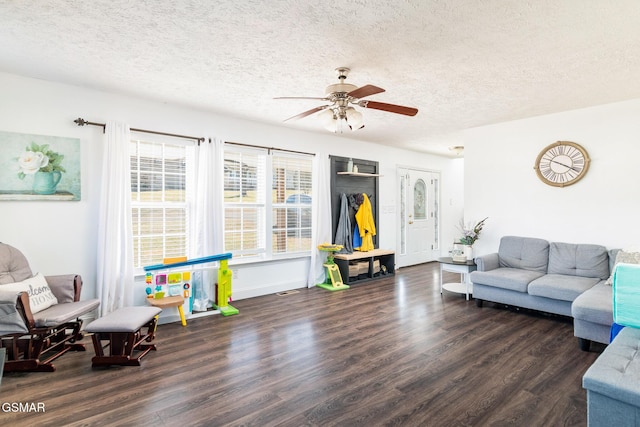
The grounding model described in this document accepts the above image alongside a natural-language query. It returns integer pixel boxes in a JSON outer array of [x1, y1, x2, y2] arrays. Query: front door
[[397, 167, 440, 267]]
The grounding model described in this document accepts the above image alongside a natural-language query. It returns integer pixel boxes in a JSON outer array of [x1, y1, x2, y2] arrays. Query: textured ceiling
[[2, 0, 640, 156]]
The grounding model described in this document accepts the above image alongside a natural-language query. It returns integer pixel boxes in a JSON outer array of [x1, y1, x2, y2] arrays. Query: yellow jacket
[[354, 194, 376, 251]]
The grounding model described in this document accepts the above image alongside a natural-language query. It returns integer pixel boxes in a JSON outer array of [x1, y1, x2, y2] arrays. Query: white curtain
[[96, 121, 135, 316], [307, 153, 332, 287], [190, 138, 224, 311]]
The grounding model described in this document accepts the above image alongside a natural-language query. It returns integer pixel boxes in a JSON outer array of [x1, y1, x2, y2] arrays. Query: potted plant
[[458, 217, 488, 260]]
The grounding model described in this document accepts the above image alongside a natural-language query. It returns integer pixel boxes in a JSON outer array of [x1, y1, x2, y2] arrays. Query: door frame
[[396, 165, 441, 268]]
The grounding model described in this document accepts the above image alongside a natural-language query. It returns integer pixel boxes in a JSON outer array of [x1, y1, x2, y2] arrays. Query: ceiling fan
[[275, 67, 418, 132]]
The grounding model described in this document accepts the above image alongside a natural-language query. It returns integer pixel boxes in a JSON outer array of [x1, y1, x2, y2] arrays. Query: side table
[[147, 295, 187, 326], [438, 257, 477, 300]]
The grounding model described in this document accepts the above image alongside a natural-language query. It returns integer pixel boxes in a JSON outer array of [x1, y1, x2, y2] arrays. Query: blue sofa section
[[470, 236, 617, 350], [583, 327, 640, 426]]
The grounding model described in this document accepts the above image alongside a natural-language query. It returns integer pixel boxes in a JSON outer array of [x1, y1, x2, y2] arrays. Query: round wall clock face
[[534, 141, 590, 187]]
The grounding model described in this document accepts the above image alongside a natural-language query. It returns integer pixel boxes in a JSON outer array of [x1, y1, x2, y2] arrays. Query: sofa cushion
[[528, 274, 600, 302], [470, 268, 545, 293], [33, 299, 100, 328], [583, 327, 640, 408], [498, 236, 549, 272], [0, 273, 58, 314], [572, 282, 613, 325], [548, 242, 610, 279]]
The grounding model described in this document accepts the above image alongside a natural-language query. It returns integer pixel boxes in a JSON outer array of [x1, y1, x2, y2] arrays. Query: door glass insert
[[400, 173, 407, 255], [414, 179, 426, 220], [433, 177, 439, 250]]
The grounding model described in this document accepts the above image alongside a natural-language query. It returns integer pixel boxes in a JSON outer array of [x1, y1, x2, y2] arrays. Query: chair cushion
[[85, 306, 162, 333], [33, 299, 100, 328], [0, 273, 58, 313], [0, 242, 33, 284], [0, 292, 29, 335]]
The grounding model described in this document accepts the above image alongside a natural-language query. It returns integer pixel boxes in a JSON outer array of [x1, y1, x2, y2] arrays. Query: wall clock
[[534, 141, 590, 187]]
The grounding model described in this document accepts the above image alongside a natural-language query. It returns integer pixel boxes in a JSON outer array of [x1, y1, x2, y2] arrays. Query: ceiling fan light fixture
[[346, 107, 364, 130], [278, 67, 417, 132], [449, 145, 465, 155], [319, 108, 337, 132]]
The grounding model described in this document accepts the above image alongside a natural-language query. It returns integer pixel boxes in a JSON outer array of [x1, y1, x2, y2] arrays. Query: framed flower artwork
[[0, 130, 81, 201]]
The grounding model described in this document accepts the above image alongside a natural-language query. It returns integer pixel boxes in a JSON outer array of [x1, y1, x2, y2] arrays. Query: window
[[271, 154, 313, 253], [223, 149, 266, 257], [130, 139, 192, 269], [224, 145, 313, 258]]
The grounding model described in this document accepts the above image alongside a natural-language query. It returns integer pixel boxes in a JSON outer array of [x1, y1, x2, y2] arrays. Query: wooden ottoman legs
[[88, 314, 160, 367]]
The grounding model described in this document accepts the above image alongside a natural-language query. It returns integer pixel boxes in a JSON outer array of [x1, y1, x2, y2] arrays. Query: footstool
[[84, 306, 162, 367], [583, 326, 640, 426]]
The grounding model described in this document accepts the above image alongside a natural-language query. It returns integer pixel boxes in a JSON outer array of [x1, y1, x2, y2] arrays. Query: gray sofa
[[470, 236, 617, 351]]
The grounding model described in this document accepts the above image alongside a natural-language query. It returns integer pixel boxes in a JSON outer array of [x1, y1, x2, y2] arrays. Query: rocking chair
[[0, 242, 100, 372]]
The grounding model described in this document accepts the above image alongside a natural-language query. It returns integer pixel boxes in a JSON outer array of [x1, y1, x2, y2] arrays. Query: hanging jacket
[[334, 193, 353, 253], [354, 193, 376, 251], [353, 222, 362, 251]]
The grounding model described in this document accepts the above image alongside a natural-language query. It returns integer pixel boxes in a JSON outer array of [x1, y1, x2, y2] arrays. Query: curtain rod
[[74, 118, 205, 144], [224, 140, 315, 156]]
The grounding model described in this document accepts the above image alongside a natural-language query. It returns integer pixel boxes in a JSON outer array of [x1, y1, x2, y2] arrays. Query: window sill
[[229, 252, 311, 267]]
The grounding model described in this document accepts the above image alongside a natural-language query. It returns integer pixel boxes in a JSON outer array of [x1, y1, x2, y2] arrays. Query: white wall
[[463, 98, 640, 256], [0, 71, 462, 305]]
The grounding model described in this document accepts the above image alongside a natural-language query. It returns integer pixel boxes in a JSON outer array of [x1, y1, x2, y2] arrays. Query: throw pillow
[[0, 273, 58, 313], [605, 251, 640, 285]]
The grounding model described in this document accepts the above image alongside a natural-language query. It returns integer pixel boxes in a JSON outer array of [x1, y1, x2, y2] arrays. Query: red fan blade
[[347, 85, 385, 99], [360, 100, 418, 116], [283, 106, 327, 122]]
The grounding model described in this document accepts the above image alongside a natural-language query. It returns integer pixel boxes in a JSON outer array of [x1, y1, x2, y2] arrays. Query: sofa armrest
[[475, 253, 500, 271], [0, 290, 32, 333], [45, 274, 82, 303]]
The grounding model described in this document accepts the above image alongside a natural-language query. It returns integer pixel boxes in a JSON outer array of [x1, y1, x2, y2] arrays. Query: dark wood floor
[[1, 262, 605, 427]]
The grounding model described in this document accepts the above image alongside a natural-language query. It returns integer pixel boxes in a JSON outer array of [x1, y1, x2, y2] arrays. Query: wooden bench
[[84, 306, 162, 367]]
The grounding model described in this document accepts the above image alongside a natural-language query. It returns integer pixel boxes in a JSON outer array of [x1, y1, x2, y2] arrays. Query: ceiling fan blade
[[347, 84, 385, 99], [360, 100, 418, 116], [274, 96, 330, 101], [283, 106, 328, 122]]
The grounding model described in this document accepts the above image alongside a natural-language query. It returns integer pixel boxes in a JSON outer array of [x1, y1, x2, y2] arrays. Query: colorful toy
[[214, 257, 238, 316], [154, 285, 165, 299], [316, 243, 349, 291], [168, 272, 182, 284], [169, 284, 182, 296], [143, 253, 237, 322], [183, 283, 191, 298]]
